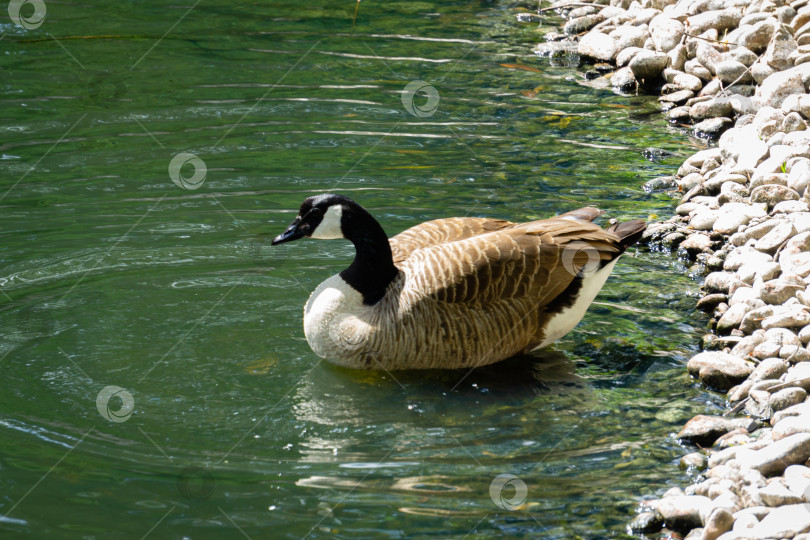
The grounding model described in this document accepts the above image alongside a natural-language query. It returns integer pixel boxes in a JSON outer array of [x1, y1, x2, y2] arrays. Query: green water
[[1, 1, 721, 538]]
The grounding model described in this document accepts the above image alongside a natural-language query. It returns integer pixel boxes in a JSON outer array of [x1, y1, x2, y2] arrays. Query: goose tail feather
[[608, 219, 646, 252], [557, 207, 604, 222]]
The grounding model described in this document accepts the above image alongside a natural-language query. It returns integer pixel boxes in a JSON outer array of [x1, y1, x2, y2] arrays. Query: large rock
[[650, 15, 684, 52], [687, 9, 743, 35], [696, 40, 722, 74], [690, 97, 733, 119], [655, 495, 712, 532], [750, 184, 801, 209], [677, 414, 755, 446], [783, 94, 810, 120], [687, 351, 754, 390], [766, 25, 799, 71], [715, 59, 751, 85], [757, 69, 807, 108], [629, 50, 669, 82], [577, 31, 618, 61], [747, 503, 810, 537], [736, 433, 810, 475], [737, 20, 776, 53], [719, 124, 769, 169]]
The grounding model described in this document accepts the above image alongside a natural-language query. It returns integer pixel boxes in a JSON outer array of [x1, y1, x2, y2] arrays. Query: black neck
[[339, 208, 399, 305]]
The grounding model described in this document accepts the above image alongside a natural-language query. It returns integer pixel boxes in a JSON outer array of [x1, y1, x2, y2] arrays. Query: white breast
[[303, 274, 373, 363]]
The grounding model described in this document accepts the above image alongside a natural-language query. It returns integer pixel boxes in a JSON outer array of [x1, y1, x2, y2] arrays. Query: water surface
[[1, 1, 719, 537]]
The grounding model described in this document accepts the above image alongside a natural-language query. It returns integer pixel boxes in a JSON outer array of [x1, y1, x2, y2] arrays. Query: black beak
[[271, 217, 306, 245]]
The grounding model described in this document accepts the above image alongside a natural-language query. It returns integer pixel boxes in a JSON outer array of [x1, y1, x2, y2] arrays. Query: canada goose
[[272, 194, 645, 370]]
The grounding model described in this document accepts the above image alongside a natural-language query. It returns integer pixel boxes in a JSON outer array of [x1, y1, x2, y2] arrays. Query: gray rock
[[749, 357, 789, 382], [741, 308, 777, 337], [698, 293, 729, 312], [687, 9, 743, 35], [611, 66, 637, 90], [577, 31, 619, 61], [668, 43, 687, 72], [759, 480, 805, 506], [784, 112, 808, 134], [612, 24, 649, 50], [629, 50, 669, 81], [694, 117, 732, 138], [753, 66, 776, 92], [735, 21, 776, 54], [715, 59, 751, 85], [681, 452, 708, 470], [649, 15, 684, 52], [655, 495, 713, 531], [765, 25, 799, 71], [696, 41, 722, 74], [615, 46, 643, 67], [757, 69, 807, 108], [678, 414, 754, 446], [685, 58, 713, 81], [751, 184, 801, 209], [785, 464, 810, 499], [702, 507, 734, 540], [717, 182, 750, 206], [660, 89, 694, 105], [755, 222, 797, 254], [775, 414, 810, 441], [780, 344, 810, 363], [628, 510, 664, 533], [725, 245, 773, 271], [564, 14, 605, 34], [690, 97, 734, 120], [789, 161, 810, 198], [774, 200, 810, 214], [783, 94, 810, 119], [717, 302, 749, 333], [747, 503, 810, 537], [771, 387, 808, 413], [719, 125, 769, 170], [762, 305, 810, 329], [664, 68, 704, 92], [698, 354, 754, 390], [735, 432, 810, 475], [681, 233, 713, 256], [781, 252, 810, 278]]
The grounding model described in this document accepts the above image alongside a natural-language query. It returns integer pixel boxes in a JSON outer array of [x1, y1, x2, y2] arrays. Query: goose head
[[271, 194, 399, 305], [271, 193, 355, 245]]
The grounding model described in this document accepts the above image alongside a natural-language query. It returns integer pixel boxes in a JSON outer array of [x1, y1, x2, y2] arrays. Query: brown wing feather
[[400, 217, 624, 306], [390, 217, 514, 264]]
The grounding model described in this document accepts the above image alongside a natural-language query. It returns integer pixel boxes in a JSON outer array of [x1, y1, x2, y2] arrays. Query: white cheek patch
[[310, 205, 344, 239]]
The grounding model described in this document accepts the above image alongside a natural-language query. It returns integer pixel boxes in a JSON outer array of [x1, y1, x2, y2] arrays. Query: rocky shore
[[525, 0, 810, 537]]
